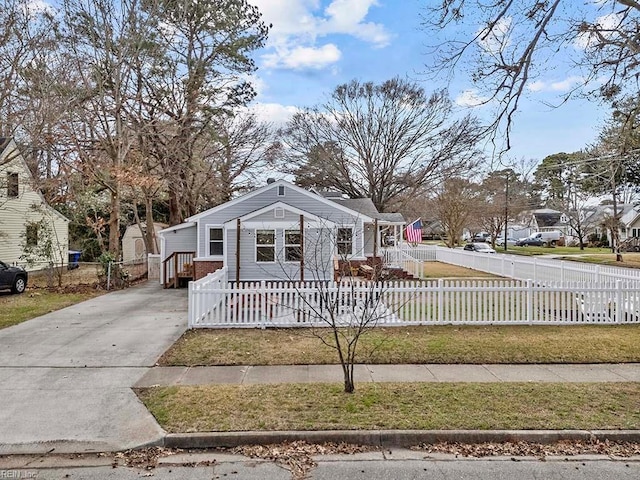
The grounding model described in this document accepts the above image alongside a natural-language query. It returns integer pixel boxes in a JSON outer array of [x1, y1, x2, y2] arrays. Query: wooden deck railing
[[162, 251, 195, 288]]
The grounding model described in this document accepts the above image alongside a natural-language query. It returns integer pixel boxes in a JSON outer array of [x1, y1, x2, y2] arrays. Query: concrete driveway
[[0, 281, 187, 454]]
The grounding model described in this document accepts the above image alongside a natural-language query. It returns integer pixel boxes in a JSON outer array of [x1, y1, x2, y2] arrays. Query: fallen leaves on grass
[[413, 439, 640, 458], [229, 441, 377, 479]]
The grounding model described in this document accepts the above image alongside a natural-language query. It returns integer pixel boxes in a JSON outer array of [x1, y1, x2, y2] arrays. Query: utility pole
[[611, 160, 623, 262], [504, 173, 509, 252]]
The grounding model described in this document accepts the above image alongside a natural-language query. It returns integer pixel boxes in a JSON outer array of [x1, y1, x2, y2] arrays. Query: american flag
[[404, 218, 422, 243]]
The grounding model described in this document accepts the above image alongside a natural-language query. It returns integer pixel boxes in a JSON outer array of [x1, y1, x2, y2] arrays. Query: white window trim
[[277, 185, 285, 197], [205, 224, 225, 259], [274, 207, 285, 218], [284, 229, 302, 263], [255, 228, 276, 263]]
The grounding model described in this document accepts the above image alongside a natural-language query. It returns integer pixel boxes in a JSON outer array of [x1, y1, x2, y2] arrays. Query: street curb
[[164, 430, 640, 449]]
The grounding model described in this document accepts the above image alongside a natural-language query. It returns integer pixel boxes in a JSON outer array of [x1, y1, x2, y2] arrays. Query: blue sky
[[247, 0, 610, 167]]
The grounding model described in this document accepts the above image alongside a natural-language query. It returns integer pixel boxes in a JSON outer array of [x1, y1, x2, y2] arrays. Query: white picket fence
[[395, 244, 640, 284], [188, 267, 640, 328]]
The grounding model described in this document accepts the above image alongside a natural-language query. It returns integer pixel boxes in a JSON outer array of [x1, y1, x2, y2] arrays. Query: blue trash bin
[[68, 250, 81, 270]]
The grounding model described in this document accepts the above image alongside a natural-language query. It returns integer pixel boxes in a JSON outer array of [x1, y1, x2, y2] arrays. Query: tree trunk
[[108, 187, 121, 258], [145, 196, 157, 254]]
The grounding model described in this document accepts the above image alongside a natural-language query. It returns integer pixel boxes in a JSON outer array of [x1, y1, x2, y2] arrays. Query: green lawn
[[0, 289, 102, 329], [137, 382, 640, 432], [500, 246, 612, 256], [158, 325, 640, 366]]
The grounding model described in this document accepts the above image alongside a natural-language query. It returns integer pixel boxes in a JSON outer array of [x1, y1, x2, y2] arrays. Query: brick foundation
[[194, 260, 224, 280]]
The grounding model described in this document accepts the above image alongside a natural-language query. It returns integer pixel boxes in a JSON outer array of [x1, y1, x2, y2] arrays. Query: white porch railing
[[383, 248, 425, 279], [188, 274, 640, 328]]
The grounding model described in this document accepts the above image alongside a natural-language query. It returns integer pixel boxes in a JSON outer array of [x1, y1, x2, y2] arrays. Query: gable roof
[[531, 209, 564, 227], [225, 201, 337, 227], [186, 179, 375, 223], [0, 138, 69, 223]]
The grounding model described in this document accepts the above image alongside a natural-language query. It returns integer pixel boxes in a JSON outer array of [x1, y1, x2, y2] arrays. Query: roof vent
[[267, 178, 276, 184]]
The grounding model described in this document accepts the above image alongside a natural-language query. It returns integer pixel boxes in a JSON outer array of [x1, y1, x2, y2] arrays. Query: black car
[[515, 237, 544, 247], [0, 261, 28, 294]]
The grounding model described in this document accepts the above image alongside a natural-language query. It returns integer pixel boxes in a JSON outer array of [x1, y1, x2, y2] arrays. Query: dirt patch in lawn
[[158, 325, 640, 366]]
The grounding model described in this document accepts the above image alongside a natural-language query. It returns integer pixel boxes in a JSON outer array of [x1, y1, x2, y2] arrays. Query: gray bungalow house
[[159, 180, 405, 287]]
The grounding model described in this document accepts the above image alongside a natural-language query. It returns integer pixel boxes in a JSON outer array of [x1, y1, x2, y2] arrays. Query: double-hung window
[[26, 223, 38, 246], [337, 227, 353, 256], [7, 173, 18, 198], [209, 228, 223, 256], [285, 230, 302, 262], [256, 229, 275, 262]]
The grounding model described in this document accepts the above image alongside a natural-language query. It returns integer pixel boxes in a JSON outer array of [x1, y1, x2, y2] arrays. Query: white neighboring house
[[0, 138, 69, 270]]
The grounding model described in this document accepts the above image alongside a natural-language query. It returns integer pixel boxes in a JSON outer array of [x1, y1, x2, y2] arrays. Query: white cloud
[[526, 76, 584, 93], [477, 17, 512, 55], [263, 44, 342, 70], [24, 0, 54, 15], [574, 13, 621, 50], [455, 89, 489, 107], [251, 0, 391, 71], [249, 102, 300, 126]]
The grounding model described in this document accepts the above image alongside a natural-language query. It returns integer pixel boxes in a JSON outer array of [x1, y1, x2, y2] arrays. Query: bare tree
[[140, 0, 269, 224], [280, 78, 485, 212], [432, 177, 479, 247], [207, 112, 273, 204], [424, 1, 640, 151], [477, 169, 529, 248], [248, 219, 403, 394]]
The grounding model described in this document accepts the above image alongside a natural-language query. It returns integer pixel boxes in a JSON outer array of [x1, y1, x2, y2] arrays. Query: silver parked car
[[463, 243, 496, 254]]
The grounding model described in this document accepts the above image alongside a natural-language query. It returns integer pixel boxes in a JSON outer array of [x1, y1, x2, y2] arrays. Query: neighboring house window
[[26, 223, 38, 246], [337, 227, 353, 256], [285, 230, 302, 262], [277, 185, 285, 196], [274, 207, 285, 218], [7, 172, 18, 197], [633, 228, 639, 238], [209, 228, 224, 256], [256, 229, 275, 262]]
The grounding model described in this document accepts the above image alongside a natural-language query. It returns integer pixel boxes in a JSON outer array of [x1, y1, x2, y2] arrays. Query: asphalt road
[[2, 457, 639, 480]]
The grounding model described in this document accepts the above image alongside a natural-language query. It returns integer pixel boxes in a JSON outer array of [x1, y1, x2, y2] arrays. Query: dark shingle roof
[[329, 197, 405, 223], [330, 197, 380, 218]]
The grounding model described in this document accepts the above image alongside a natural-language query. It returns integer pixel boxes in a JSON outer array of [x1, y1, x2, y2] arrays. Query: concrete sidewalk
[[135, 363, 640, 387]]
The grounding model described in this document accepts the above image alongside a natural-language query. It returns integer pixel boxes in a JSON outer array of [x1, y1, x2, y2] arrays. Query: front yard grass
[[0, 289, 102, 329], [137, 382, 640, 432], [557, 253, 640, 269], [158, 325, 640, 366], [422, 262, 501, 278]]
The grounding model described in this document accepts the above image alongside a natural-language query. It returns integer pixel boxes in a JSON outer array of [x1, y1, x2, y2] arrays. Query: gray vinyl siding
[[162, 225, 196, 261], [363, 224, 375, 257], [249, 208, 302, 224], [195, 185, 366, 258], [227, 226, 333, 282]]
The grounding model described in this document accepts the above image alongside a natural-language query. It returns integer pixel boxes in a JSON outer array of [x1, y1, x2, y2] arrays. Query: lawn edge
[[164, 429, 640, 449]]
